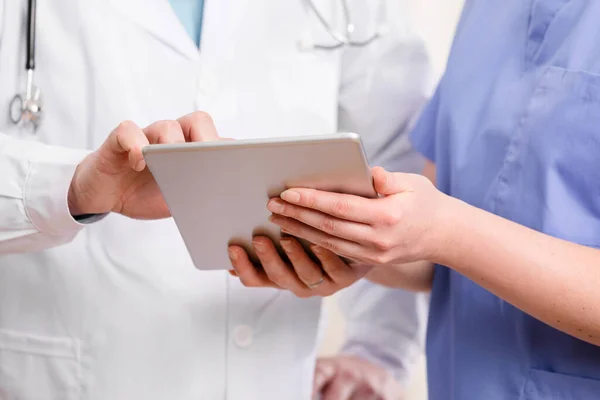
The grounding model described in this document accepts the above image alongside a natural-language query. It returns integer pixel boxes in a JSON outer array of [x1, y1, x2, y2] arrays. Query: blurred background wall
[[318, 1, 465, 399]]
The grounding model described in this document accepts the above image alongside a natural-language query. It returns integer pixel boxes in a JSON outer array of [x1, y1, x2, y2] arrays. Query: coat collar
[[107, 0, 199, 60]]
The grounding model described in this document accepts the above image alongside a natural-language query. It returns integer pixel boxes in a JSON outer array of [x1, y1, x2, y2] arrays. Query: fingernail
[[228, 248, 237, 260], [280, 239, 293, 252], [268, 199, 284, 213], [281, 190, 300, 203], [252, 240, 265, 252], [135, 159, 146, 171]]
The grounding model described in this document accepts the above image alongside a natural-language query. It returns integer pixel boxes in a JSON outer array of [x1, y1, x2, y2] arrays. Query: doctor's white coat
[[0, 0, 432, 399]]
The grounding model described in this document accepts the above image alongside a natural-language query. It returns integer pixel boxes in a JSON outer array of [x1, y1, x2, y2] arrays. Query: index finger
[[279, 189, 376, 224], [177, 111, 219, 142], [108, 120, 150, 171], [313, 359, 337, 397]]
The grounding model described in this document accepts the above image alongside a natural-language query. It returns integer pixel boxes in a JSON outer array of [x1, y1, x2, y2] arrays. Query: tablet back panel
[[143, 134, 376, 270]]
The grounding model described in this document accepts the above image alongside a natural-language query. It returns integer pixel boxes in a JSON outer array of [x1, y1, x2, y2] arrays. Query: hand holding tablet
[[143, 133, 376, 270]]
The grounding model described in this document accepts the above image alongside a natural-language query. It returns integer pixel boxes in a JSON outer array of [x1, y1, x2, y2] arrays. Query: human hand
[[313, 355, 404, 400], [265, 166, 456, 265], [68, 111, 220, 219], [228, 236, 373, 298]]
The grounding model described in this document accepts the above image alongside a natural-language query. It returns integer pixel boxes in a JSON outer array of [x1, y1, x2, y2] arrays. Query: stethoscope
[[301, 0, 387, 51], [9, 0, 43, 133], [8, 0, 383, 132]]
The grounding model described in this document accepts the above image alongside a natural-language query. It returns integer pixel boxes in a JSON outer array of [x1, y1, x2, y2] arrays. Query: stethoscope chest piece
[[10, 70, 43, 133], [10, 0, 43, 133]]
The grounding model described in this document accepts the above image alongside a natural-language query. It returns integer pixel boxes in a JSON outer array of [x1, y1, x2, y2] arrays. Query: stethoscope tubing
[[304, 0, 382, 50], [26, 0, 37, 71], [10, 0, 382, 130]]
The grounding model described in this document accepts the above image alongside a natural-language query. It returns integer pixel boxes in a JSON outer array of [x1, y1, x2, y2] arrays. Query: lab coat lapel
[[107, 0, 198, 60], [199, 0, 252, 59]]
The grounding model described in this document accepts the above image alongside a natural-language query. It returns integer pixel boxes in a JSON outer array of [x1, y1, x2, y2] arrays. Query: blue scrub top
[[169, 0, 205, 46], [410, 1, 600, 399]]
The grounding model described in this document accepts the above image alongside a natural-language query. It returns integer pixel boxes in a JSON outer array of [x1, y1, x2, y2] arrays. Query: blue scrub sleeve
[[409, 83, 441, 163]]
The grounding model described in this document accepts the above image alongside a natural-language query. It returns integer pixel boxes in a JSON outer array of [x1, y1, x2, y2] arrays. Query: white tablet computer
[[142, 133, 376, 270]]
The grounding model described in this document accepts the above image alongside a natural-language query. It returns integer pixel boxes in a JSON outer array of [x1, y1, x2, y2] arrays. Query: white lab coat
[[0, 0, 432, 399]]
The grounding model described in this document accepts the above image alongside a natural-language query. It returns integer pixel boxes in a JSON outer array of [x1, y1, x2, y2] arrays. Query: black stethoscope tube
[[26, 0, 36, 71], [9, 0, 42, 131]]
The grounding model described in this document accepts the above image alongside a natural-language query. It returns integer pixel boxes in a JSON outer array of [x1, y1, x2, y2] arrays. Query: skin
[[228, 163, 438, 295], [68, 111, 219, 218], [230, 162, 600, 347], [66, 115, 397, 396], [313, 355, 404, 400], [227, 238, 374, 298], [358, 161, 437, 292], [68, 113, 600, 347]]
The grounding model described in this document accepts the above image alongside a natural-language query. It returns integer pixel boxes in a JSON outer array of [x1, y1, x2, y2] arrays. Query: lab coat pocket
[[0, 329, 81, 400], [521, 369, 600, 399]]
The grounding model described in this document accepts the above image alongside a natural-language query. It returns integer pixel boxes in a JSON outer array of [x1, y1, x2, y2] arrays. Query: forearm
[[440, 197, 600, 345], [366, 261, 434, 292]]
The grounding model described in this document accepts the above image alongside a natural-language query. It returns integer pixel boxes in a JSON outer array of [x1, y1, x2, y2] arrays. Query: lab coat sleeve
[[338, 284, 429, 384], [0, 133, 91, 254], [336, 0, 436, 175], [335, 0, 435, 383]]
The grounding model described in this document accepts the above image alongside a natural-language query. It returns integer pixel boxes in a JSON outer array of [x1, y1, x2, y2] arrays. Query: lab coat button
[[233, 325, 253, 348]]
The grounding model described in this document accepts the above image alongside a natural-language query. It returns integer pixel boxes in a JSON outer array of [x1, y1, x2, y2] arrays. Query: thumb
[[371, 167, 411, 196]]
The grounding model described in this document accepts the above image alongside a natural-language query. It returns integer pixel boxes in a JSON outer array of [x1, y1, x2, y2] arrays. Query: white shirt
[[0, 0, 432, 398]]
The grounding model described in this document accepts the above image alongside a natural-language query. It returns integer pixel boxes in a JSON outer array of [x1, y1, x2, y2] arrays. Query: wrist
[[427, 194, 473, 266], [67, 165, 85, 216], [67, 155, 106, 217]]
